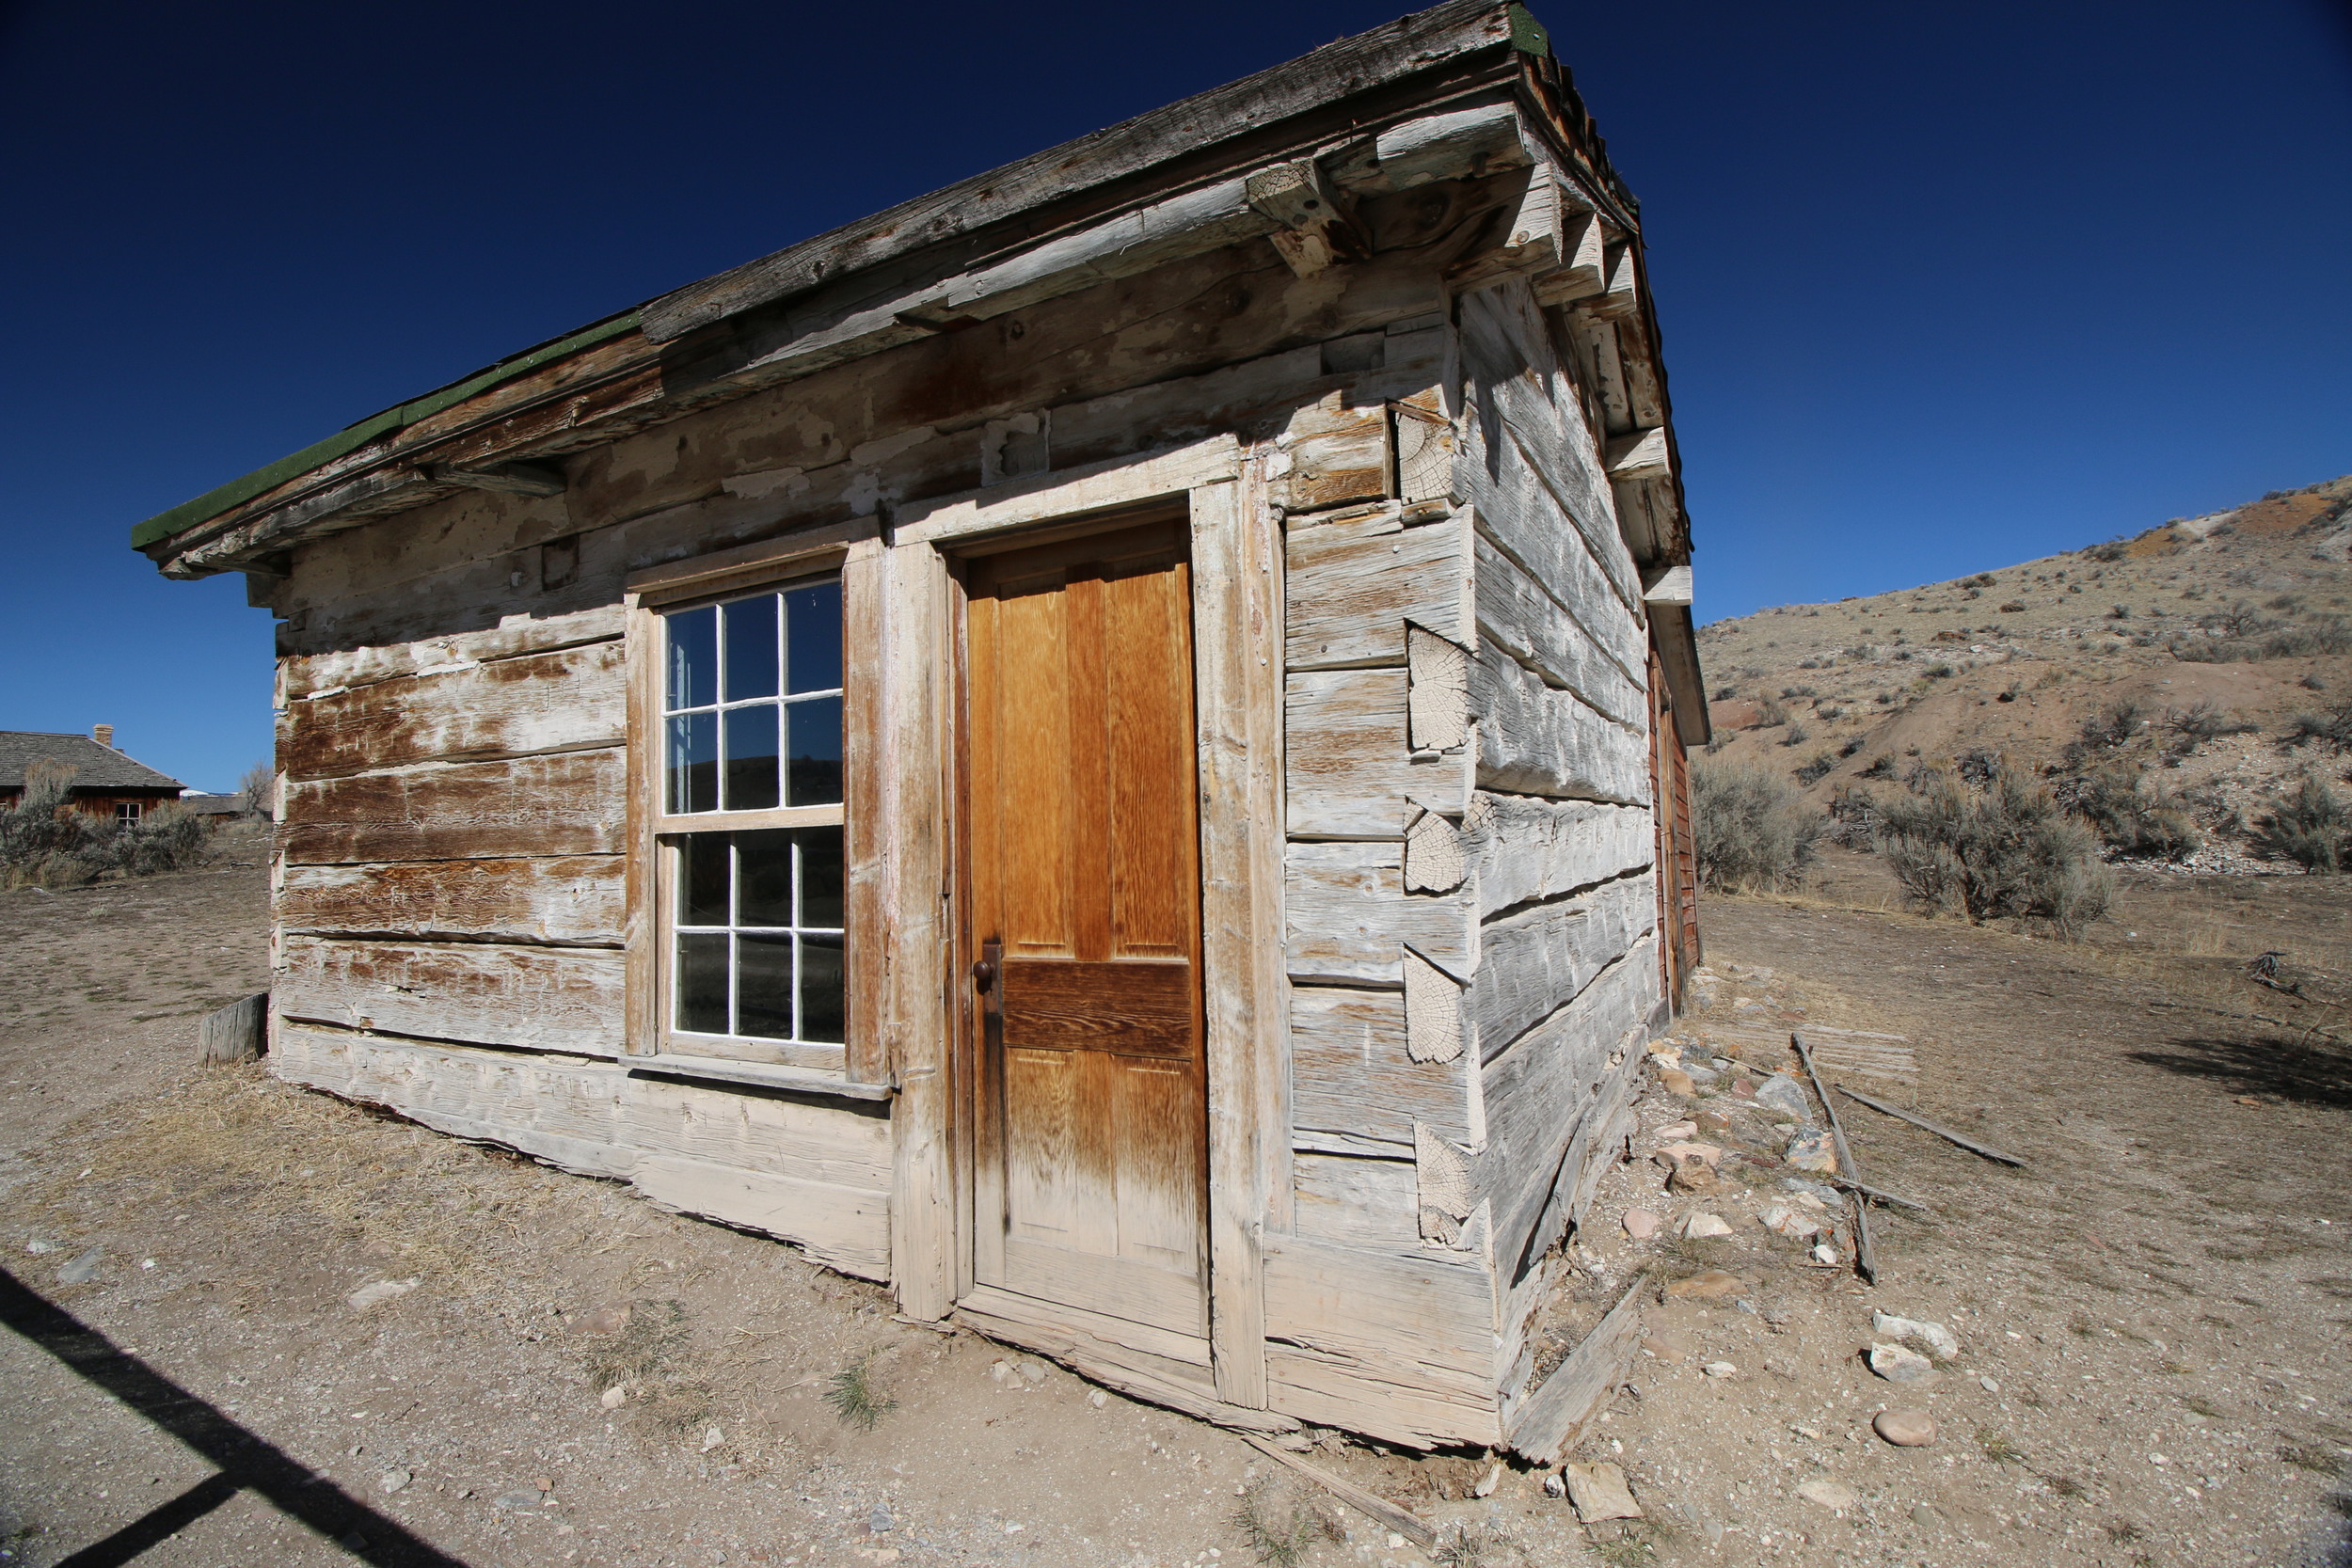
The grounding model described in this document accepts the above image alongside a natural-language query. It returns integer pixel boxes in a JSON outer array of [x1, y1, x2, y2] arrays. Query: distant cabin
[[132, 1, 1707, 1454], [0, 727, 184, 825]]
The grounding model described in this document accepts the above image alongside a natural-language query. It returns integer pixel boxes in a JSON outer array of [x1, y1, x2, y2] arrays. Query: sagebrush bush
[[2058, 761, 2201, 861], [1692, 759, 1822, 892], [1873, 761, 2112, 936], [2256, 776, 2350, 874], [0, 760, 211, 889], [2284, 704, 2352, 752]]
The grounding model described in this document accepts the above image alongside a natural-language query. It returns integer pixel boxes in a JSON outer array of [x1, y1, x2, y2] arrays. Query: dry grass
[[1230, 1475, 1343, 1567], [823, 1355, 897, 1431]]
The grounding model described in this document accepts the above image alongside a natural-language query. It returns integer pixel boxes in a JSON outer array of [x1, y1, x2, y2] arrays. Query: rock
[[1664, 1270, 1747, 1300], [1655, 1120, 1699, 1142], [25, 1238, 58, 1255], [1701, 1361, 1737, 1378], [1870, 1311, 1959, 1363], [1694, 1112, 1733, 1136], [1543, 1471, 1566, 1499], [1657, 1140, 1724, 1168], [869, 1503, 897, 1532], [1979, 1375, 1999, 1393], [345, 1279, 419, 1311], [1640, 1332, 1690, 1364], [1680, 1062, 1721, 1086], [1757, 1205, 1822, 1239], [1785, 1130, 1838, 1174], [577, 1304, 631, 1335], [1088, 1389, 1107, 1409], [1017, 1358, 1048, 1386], [1756, 1075, 1812, 1117], [1911, 1502, 1945, 1528], [1731, 1077, 1758, 1100], [1564, 1462, 1644, 1523], [1873, 1410, 1937, 1447], [600, 1386, 628, 1409], [1867, 1342, 1938, 1385], [1795, 1478, 1860, 1512], [1473, 1463, 1501, 1497], [493, 1490, 543, 1512], [1808, 1243, 1839, 1266], [1621, 1208, 1661, 1240], [700, 1425, 725, 1452], [56, 1248, 103, 1286], [1680, 1212, 1733, 1240], [379, 1469, 412, 1493], [1666, 1160, 1718, 1196], [1659, 1069, 1696, 1097], [988, 1358, 1015, 1384]]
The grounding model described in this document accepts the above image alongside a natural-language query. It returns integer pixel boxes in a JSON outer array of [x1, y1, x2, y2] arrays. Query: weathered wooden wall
[[1274, 259, 1662, 1448], [257, 142, 1679, 1453]]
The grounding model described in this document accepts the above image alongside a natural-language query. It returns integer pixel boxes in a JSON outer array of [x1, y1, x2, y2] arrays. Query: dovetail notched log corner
[[135, 0, 1708, 1455]]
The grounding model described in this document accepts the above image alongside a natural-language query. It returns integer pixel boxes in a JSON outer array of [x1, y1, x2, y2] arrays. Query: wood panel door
[[962, 518, 1208, 1340]]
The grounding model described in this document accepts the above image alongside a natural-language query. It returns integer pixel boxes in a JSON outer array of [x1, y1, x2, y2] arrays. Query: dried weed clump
[[822, 1354, 897, 1430], [1230, 1474, 1344, 1567]]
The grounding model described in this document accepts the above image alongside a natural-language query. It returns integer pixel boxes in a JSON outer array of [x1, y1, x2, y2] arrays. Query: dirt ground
[[1, 850, 2347, 1568]]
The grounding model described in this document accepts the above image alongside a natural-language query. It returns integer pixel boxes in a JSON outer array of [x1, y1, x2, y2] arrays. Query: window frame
[[621, 524, 886, 1093]]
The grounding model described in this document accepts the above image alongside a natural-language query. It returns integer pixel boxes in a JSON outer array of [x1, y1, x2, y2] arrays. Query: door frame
[[879, 437, 1286, 1407]]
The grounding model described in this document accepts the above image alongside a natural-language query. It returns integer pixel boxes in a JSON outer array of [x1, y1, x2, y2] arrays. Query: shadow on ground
[[2128, 1032, 2352, 1109]]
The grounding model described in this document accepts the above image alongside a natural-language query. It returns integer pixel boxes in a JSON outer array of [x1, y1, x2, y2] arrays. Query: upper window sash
[[655, 577, 843, 830]]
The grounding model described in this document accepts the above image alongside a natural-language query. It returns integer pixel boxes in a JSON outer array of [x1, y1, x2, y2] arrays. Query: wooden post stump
[[200, 992, 268, 1064]]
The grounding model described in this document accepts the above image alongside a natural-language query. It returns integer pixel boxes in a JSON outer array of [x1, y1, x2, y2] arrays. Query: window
[[116, 800, 143, 826], [656, 579, 846, 1064]]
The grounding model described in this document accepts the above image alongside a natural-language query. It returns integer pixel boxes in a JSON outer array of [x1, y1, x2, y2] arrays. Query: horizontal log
[[1455, 279, 1640, 615], [278, 937, 623, 1055], [1278, 392, 1391, 513], [280, 606, 623, 698], [271, 1022, 635, 1178], [1463, 793, 1652, 921], [279, 750, 626, 863], [1472, 644, 1650, 804], [1285, 507, 1470, 671], [1293, 1152, 1421, 1247], [1471, 874, 1655, 1057], [1286, 668, 1469, 838], [1478, 940, 1656, 1274], [281, 640, 625, 780], [633, 1155, 890, 1282], [625, 1073, 892, 1191], [1289, 985, 1473, 1153], [1471, 529, 1644, 726], [278, 857, 624, 944], [1263, 1232, 1500, 1449], [1286, 841, 1475, 984]]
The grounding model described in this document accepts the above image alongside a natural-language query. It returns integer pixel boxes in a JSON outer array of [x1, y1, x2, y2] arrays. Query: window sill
[[624, 1051, 893, 1101]]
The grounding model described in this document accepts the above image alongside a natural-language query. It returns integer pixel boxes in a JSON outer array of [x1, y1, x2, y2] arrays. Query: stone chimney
[[92, 724, 114, 749]]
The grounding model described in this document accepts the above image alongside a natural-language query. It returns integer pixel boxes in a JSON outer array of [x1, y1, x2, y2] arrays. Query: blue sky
[[3, 1, 2346, 791]]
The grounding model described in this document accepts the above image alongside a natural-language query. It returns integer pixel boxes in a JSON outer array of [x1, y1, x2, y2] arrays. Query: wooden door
[[962, 518, 1208, 1340]]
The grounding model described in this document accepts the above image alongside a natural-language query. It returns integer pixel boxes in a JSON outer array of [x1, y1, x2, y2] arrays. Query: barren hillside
[[1696, 474, 2352, 868]]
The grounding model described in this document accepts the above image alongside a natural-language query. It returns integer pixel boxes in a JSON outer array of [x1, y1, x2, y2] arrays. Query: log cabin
[[132, 0, 1706, 1454], [0, 728, 186, 824]]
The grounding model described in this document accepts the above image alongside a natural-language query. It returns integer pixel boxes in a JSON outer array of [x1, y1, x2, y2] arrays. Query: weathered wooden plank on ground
[[1504, 1272, 1645, 1464]]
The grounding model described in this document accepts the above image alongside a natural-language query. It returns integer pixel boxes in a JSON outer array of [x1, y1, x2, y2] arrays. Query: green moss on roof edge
[[130, 309, 644, 553]]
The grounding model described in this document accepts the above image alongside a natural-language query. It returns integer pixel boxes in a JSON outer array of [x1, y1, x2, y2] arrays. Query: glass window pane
[[795, 826, 844, 928], [723, 705, 781, 812], [786, 696, 843, 806], [737, 935, 797, 1040], [666, 606, 716, 710], [785, 582, 843, 695], [800, 933, 846, 1044], [723, 594, 779, 702], [675, 932, 730, 1034], [667, 712, 717, 815], [678, 833, 730, 927], [736, 830, 795, 927]]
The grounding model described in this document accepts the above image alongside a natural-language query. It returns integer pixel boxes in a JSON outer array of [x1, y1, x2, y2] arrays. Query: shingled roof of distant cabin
[[0, 732, 183, 791]]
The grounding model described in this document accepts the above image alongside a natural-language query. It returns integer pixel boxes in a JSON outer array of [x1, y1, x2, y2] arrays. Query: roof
[[178, 794, 250, 816], [0, 733, 184, 792], [133, 2, 1631, 569]]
